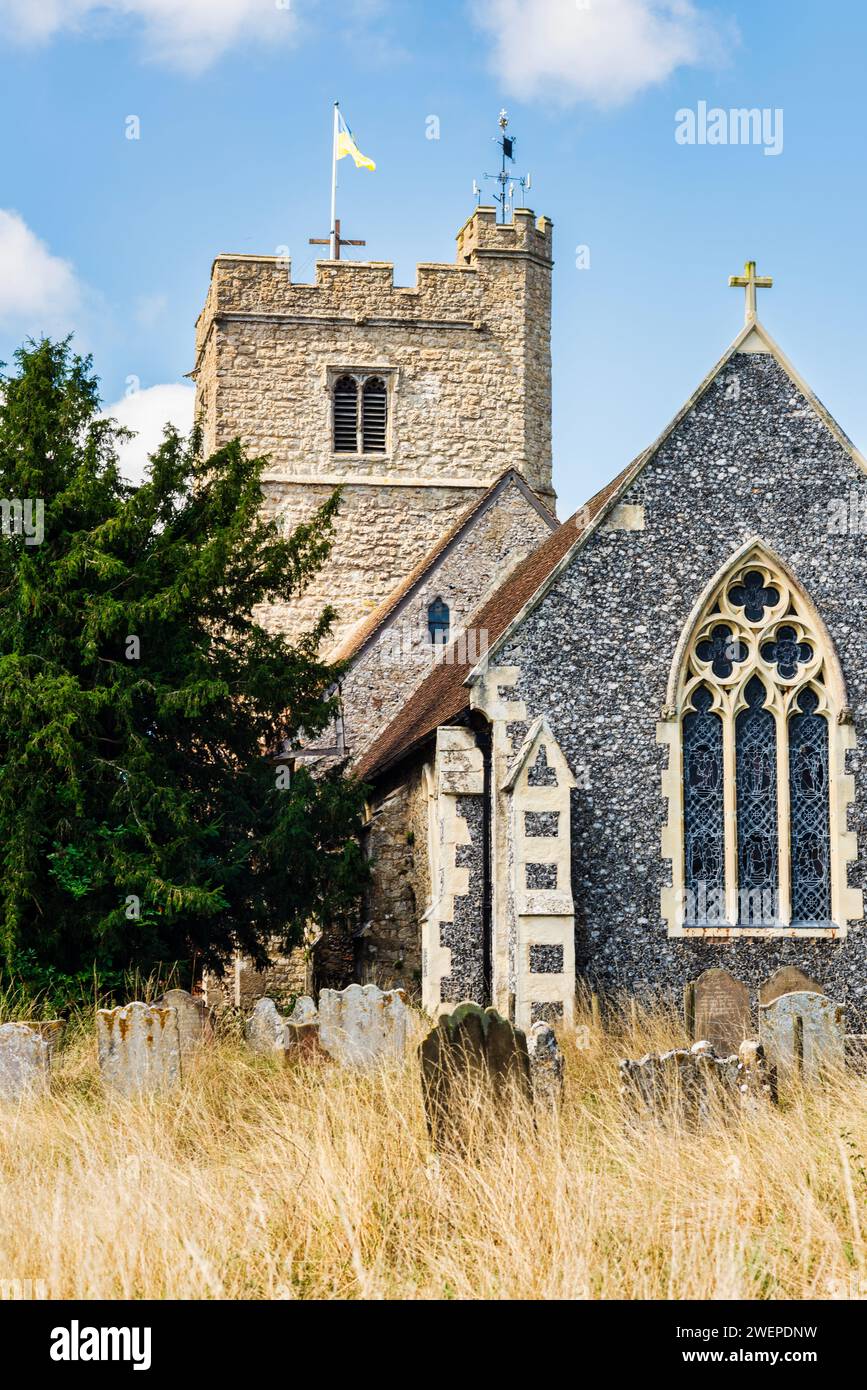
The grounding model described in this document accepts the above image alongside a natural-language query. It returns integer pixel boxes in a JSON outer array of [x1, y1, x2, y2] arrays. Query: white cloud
[[103, 382, 195, 486], [0, 0, 300, 74], [472, 0, 734, 108], [0, 210, 82, 333]]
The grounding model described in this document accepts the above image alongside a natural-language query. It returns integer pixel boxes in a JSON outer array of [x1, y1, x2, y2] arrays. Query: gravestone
[[158, 989, 211, 1062], [686, 968, 751, 1056], [21, 1019, 66, 1058], [285, 1022, 326, 1061], [619, 1039, 774, 1122], [0, 1022, 51, 1101], [288, 996, 318, 1025], [527, 1021, 564, 1108], [759, 966, 823, 1007], [420, 1002, 532, 1148], [96, 1002, 181, 1096], [318, 983, 407, 1068], [759, 990, 845, 1083], [245, 998, 286, 1056]]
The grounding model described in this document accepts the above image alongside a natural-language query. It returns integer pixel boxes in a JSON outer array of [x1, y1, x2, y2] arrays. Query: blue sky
[[0, 0, 864, 517]]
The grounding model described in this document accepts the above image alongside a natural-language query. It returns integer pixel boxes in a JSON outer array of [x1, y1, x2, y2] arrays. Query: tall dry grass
[[1, 999, 866, 1300]]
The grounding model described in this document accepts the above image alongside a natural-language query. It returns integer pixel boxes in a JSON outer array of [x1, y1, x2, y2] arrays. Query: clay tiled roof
[[328, 469, 557, 666], [356, 464, 632, 782]]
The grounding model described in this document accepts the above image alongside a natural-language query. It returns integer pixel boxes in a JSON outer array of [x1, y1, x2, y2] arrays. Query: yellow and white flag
[[336, 110, 376, 171]]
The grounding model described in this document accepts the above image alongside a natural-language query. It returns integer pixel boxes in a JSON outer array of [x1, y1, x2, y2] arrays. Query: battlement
[[455, 205, 553, 263], [192, 203, 555, 647], [195, 206, 553, 356]]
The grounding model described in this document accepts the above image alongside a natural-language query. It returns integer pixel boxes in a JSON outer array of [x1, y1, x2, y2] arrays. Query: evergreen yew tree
[[0, 339, 368, 989]]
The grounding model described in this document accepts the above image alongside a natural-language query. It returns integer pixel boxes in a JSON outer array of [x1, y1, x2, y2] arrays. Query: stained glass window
[[789, 688, 831, 923], [672, 551, 849, 936], [682, 685, 724, 919], [728, 570, 780, 622], [736, 676, 778, 924]]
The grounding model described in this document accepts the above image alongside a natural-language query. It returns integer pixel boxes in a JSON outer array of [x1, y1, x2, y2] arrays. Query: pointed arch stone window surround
[[658, 540, 861, 939]]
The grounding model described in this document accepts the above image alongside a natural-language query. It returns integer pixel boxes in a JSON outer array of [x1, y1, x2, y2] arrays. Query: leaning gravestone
[[759, 990, 845, 1084], [420, 1002, 532, 1148], [0, 1022, 51, 1101], [96, 1002, 181, 1097], [245, 998, 286, 1056], [157, 989, 211, 1063], [687, 968, 751, 1056], [318, 983, 407, 1068], [527, 1021, 564, 1109], [759, 966, 823, 1007]]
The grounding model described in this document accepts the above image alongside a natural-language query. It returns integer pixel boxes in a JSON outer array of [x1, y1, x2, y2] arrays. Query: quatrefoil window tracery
[[728, 570, 780, 623], [760, 626, 813, 680], [695, 624, 748, 679]]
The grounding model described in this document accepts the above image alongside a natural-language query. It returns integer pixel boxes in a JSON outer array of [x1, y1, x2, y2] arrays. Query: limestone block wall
[[203, 943, 311, 1015], [192, 206, 554, 649], [335, 476, 555, 760], [358, 768, 431, 995]]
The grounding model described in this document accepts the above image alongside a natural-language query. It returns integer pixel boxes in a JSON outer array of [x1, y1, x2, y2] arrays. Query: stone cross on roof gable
[[729, 259, 773, 324]]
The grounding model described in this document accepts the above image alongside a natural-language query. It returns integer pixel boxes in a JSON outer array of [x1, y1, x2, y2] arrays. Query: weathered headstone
[[245, 997, 286, 1056], [318, 983, 407, 1068], [21, 1019, 66, 1058], [96, 1002, 181, 1096], [687, 968, 751, 1056], [287, 996, 318, 1026], [619, 1038, 773, 1122], [0, 1022, 51, 1101], [284, 1021, 326, 1061], [759, 966, 823, 1007], [527, 1020, 564, 1108], [158, 989, 211, 1063], [420, 1002, 532, 1148], [759, 990, 845, 1083]]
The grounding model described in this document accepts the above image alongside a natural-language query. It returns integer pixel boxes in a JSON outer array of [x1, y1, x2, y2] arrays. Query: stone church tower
[[192, 206, 555, 650]]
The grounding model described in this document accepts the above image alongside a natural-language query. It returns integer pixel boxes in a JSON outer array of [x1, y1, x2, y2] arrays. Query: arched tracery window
[[661, 542, 859, 937]]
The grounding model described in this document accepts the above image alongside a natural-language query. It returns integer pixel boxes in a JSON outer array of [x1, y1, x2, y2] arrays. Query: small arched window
[[427, 597, 450, 646], [332, 373, 389, 454]]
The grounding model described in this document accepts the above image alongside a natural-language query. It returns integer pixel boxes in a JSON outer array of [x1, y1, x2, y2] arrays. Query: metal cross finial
[[729, 260, 773, 324], [309, 218, 366, 261]]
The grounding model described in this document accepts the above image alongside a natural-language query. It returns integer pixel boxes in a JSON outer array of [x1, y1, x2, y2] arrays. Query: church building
[[194, 204, 867, 1029]]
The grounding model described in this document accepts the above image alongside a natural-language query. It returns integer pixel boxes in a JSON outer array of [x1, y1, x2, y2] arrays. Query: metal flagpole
[[330, 102, 339, 259]]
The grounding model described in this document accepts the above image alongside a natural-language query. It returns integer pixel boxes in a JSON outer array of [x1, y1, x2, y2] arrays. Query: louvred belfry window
[[333, 376, 358, 452], [665, 545, 856, 935], [362, 377, 387, 452], [332, 373, 389, 454]]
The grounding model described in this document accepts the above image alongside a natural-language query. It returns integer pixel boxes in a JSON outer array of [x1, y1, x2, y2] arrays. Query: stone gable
[[485, 343, 867, 1019]]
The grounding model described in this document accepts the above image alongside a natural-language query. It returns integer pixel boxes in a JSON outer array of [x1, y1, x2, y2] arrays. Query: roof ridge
[[329, 468, 557, 667], [355, 465, 629, 781]]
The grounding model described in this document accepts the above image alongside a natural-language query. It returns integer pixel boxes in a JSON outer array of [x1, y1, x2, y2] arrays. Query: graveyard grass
[[1, 999, 866, 1300]]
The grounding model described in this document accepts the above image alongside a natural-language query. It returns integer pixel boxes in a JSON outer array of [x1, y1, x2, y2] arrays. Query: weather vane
[[477, 109, 532, 224]]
